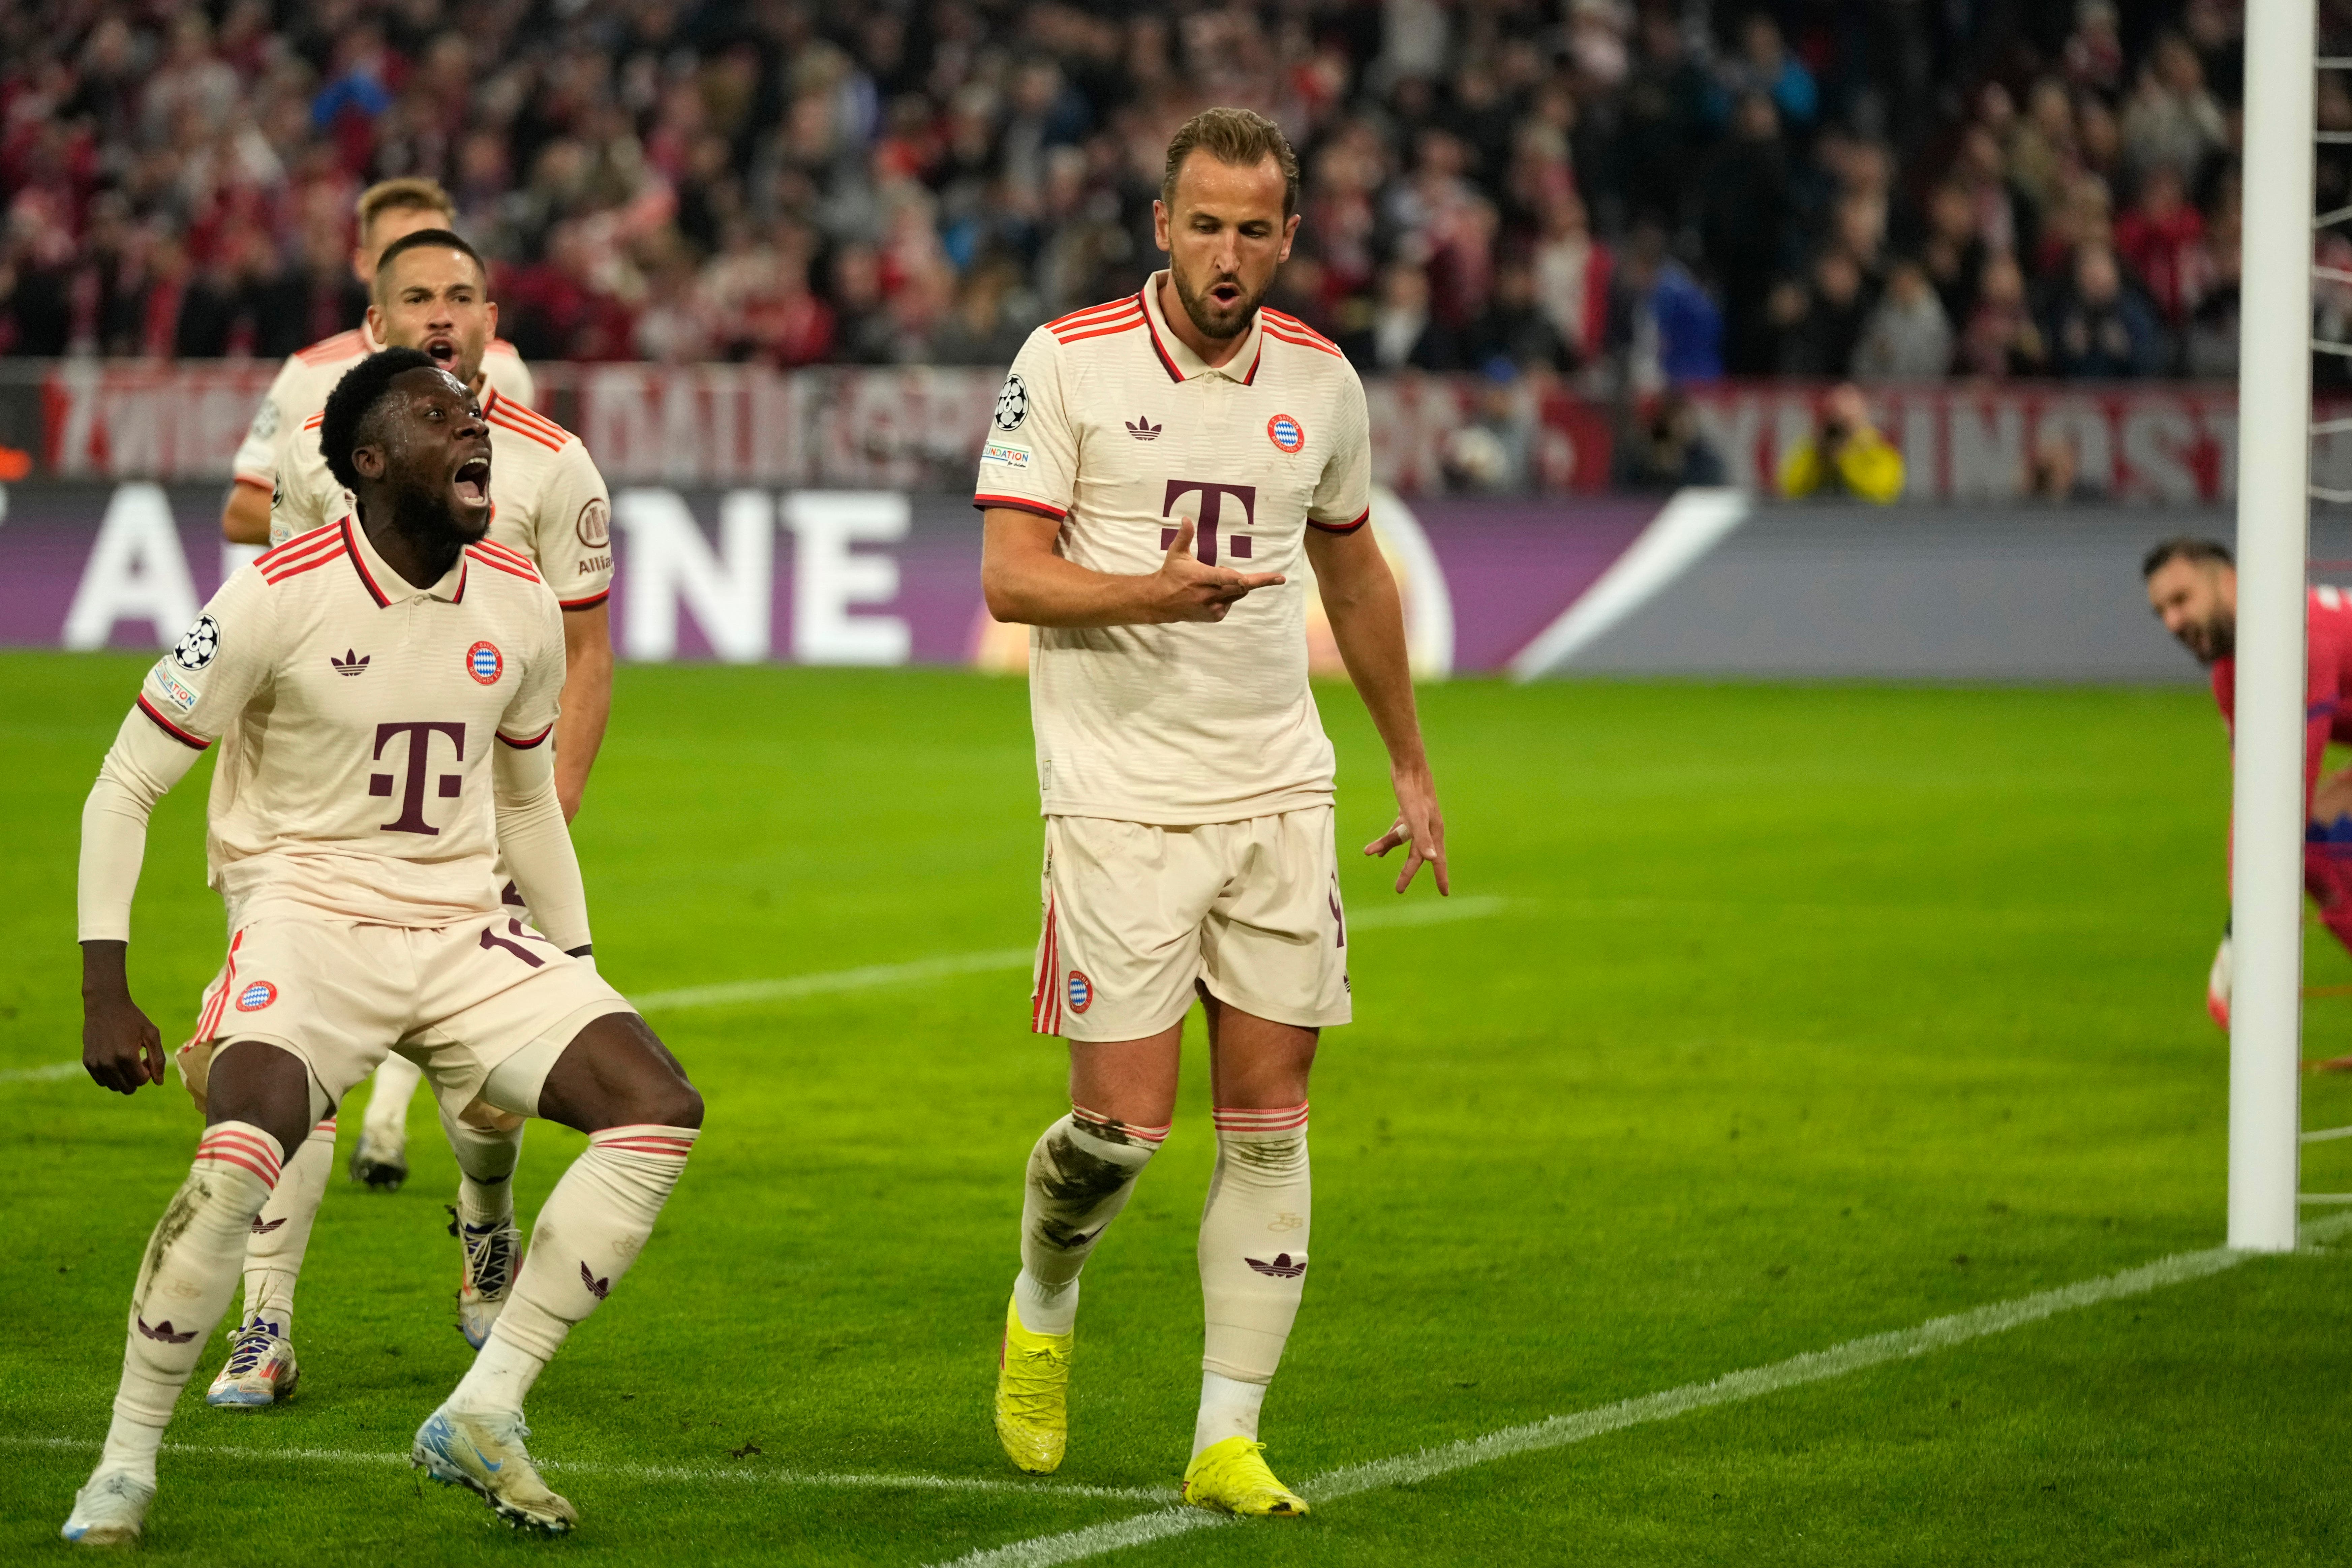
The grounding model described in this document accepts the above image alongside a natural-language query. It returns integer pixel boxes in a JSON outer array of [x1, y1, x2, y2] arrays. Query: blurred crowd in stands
[[0, 0, 2293, 387]]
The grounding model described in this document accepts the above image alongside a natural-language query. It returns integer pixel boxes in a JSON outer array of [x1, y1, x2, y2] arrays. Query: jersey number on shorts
[[480, 921, 546, 968]]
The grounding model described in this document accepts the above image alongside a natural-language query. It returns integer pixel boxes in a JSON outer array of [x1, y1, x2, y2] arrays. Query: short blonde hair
[[1162, 107, 1300, 218], [356, 178, 456, 242]]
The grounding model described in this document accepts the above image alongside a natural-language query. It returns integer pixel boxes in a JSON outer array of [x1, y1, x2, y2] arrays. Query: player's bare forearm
[[221, 481, 272, 545], [80, 939, 164, 1094], [1306, 525, 1449, 895], [555, 602, 613, 821], [982, 509, 1282, 626]]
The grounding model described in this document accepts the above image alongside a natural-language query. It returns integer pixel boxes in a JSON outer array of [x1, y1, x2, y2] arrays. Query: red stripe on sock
[[1213, 1103, 1310, 1133]]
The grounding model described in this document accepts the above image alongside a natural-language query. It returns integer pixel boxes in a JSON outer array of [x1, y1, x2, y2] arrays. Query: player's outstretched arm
[[982, 511, 1285, 627], [78, 709, 204, 1092], [1303, 524, 1449, 896]]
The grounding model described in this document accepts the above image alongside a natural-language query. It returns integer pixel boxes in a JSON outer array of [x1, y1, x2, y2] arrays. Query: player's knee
[[204, 1039, 319, 1157], [643, 1074, 703, 1131]]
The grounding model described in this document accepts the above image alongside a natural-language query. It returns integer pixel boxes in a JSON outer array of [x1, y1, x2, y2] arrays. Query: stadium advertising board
[[0, 482, 1674, 676], [25, 362, 1616, 496], [13, 361, 2345, 503]]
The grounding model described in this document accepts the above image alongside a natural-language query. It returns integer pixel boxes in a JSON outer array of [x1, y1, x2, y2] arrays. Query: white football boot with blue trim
[[61, 1471, 154, 1546], [205, 1315, 299, 1408], [412, 1406, 578, 1534]]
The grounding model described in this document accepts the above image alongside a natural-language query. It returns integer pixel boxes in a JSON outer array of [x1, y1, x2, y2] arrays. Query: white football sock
[[361, 1053, 422, 1147], [438, 1107, 524, 1233], [239, 1118, 333, 1336], [1197, 1103, 1310, 1400], [1012, 1106, 1166, 1335], [100, 1123, 284, 1484], [448, 1124, 696, 1417], [1192, 1370, 1272, 1455]]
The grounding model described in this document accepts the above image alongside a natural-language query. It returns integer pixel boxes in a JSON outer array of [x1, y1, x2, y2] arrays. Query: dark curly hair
[[318, 346, 441, 495]]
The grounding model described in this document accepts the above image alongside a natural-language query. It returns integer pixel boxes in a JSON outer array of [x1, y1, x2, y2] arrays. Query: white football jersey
[[232, 323, 535, 494], [273, 388, 613, 610], [973, 272, 1371, 824], [136, 518, 566, 931]]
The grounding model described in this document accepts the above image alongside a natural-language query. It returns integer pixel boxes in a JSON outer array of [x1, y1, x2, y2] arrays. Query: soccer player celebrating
[[63, 349, 698, 1545], [2145, 537, 2352, 1021], [975, 107, 1448, 1516], [223, 180, 539, 1198], [192, 227, 617, 1412]]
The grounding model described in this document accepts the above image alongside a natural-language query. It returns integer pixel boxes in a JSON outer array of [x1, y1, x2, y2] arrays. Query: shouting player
[[225, 179, 539, 1198], [2145, 537, 2352, 1022], [199, 227, 616, 1411], [975, 107, 1449, 1515], [65, 349, 698, 1544]]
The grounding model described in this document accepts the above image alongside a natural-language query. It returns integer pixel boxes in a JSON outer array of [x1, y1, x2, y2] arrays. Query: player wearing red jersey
[[64, 350, 699, 1544], [2144, 536, 2352, 1024]]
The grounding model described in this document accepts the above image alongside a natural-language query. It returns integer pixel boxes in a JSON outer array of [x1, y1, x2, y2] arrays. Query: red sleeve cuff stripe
[[232, 473, 273, 491], [558, 589, 611, 610], [975, 494, 1068, 520], [1308, 508, 1371, 534], [497, 724, 554, 749], [136, 696, 211, 750]]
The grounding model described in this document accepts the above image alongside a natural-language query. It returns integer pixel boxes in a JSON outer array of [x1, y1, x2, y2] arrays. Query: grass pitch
[[3, 651, 2349, 1565]]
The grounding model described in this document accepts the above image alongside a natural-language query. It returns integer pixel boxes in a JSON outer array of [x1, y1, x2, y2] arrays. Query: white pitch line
[[0, 899, 1513, 1080], [930, 1215, 2352, 1568], [0, 1062, 84, 1086], [0, 1435, 1170, 1503], [633, 896, 1508, 1013]]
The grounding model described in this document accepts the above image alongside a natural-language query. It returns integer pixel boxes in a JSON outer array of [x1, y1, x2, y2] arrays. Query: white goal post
[[2229, 0, 2318, 1252]]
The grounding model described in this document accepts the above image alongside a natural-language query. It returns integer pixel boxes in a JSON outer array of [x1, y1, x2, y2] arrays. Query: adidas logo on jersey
[[330, 648, 371, 677], [1125, 415, 1162, 441]]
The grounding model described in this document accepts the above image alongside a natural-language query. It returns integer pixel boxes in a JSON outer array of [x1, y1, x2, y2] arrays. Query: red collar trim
[[342, 518, 392, 608], [1139, 286, 1186, 383]]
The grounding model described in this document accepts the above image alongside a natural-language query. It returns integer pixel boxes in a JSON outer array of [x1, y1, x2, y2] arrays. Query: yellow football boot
[[994, 1297, 1073, 1474], [1180, 1436, 1310, 1517]]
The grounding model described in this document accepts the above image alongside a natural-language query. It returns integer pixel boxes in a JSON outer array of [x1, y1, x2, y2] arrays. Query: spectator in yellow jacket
[[1778, 382, 1906, 501]]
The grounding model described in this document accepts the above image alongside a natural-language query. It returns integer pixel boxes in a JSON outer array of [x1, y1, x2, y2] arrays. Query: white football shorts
[[1032, 806, 1351, 1041], [177, 913, 632, 1127]]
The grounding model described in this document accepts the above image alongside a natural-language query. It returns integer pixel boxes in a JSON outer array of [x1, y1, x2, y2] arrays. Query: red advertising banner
[[22, 359, 2334, 503]]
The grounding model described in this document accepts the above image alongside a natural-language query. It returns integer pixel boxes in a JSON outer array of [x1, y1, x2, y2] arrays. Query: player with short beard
[[220, 178, 534, 550], [975, 107, 1449, 1515], [191, 230, 619, 1413], [2145, 537, 2352, 1024], [64, 349, 700, 1545]]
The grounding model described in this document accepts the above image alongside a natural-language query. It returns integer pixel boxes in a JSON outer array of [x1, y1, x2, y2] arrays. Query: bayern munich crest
[[1067, 970, 1094, 1014], [1266, 413, 1304, 453], [234, 981, 277, 1012], [466, 640, 504, 685]]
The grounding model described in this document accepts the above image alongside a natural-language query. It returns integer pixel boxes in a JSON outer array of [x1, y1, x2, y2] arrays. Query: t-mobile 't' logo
[[1161, 480, 1257, 565], [370, 721, 466, 835]]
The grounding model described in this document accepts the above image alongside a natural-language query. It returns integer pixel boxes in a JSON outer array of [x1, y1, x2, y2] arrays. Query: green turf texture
[[3, 651, 2346, 1565]]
